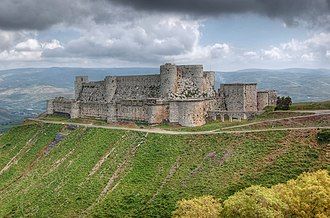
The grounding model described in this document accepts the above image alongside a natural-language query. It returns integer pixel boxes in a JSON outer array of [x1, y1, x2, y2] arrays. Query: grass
[[228, 114, 330, 131], [0, 123, 328, 217], [290, 100, 330, 110]]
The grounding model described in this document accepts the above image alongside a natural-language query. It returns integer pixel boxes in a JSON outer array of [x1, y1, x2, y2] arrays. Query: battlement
[[47, 64, 277, 127]]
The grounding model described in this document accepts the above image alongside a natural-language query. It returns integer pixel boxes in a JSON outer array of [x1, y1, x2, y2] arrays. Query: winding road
[[28, 110, 330, 135]]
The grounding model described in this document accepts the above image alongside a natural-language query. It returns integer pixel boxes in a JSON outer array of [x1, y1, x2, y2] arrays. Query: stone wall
[[203, 71, 216, 96], [147, 103, 169, 124], [160, 63, 178, 98], [114, 75, 161, 100], [116, 100, 149, 121], [79, 81, 107, 103], [104, 76, 117, 102], [257, 90, 277, 111], [51, 97, 75, 116], [268, 90, 277, 105], [257, 91, 269, 111], [164, 64, 215, 100], [177, 65, 204, 90], [169, 101, 179, 123], [79, 102, 108, 119], [218, 84, 245, 111], [176, 100, 206, 127], [46, 64, 275, 127], [46, 99, 54, 114], [75, 76, 88, 100], [218, 83, 257, 112], [243, 84, 257, 112]]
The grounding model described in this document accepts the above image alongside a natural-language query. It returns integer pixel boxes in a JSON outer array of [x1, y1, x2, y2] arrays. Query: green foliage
[[317, 130, 330, 143], [273, 170, 330, 218], [222, 185, 287, 218], [275, 96, 292, 111], [263, 106, 275, 113], [172, 196, 222, 218]]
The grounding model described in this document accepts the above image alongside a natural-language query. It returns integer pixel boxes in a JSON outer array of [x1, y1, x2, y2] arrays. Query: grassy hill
[[0, 122, 328, 217]]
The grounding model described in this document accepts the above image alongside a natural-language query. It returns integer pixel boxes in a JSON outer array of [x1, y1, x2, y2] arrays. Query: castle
[[46, 63, 277, 127]]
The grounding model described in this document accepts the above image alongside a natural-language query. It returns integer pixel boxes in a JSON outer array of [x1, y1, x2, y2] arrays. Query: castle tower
[[160, 63, 177, 98], [104, 76, 117, 103], [74, 76, 88, 100]]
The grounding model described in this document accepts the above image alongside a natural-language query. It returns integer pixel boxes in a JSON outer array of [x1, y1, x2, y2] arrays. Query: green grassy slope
[[0, 123, 328, 217], [290, 100, 330, 110]]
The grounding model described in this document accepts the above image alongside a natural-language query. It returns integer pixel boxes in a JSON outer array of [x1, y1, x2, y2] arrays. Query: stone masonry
[[47, 63, 277, 127]]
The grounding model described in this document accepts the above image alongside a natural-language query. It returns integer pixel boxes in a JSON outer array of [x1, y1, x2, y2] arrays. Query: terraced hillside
[[0, 122, 329, 217]]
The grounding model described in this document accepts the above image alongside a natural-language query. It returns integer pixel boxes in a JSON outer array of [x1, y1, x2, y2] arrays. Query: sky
[[0, 0, 329, 71]]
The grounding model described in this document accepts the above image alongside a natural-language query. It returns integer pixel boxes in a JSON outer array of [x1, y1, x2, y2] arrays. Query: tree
[[272, 170, 330, 218], [275, 96, 292, 110], [172, 195, 222, 218], [221, 185, 287, 218]]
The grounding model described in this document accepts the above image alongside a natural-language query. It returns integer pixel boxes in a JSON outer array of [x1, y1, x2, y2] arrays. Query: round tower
[[160, 63, 177, 98]]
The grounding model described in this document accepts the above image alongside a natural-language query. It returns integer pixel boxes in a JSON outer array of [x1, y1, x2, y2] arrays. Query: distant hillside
[[0, 123, 327, 217], [0, 108, 13, 123], [217, 68, 330, 102], [0, 67, 329, 125]]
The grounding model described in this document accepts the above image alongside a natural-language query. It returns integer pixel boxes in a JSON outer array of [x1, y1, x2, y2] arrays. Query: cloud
[[0, 0, 329, 31], [0, 0, 135, 31], [234, 32, 330, 68], [0, 38, 62, 61], [0, 1, 329, 70], [43, 16, 201, 63], [109, 0, 330, 29]]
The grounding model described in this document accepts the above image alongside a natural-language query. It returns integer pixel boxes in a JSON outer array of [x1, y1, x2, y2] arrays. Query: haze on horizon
[[0, 0, 329, 71]]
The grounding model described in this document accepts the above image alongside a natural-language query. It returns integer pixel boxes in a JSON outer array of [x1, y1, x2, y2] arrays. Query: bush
[[264, 106, 275, 113], [316, 130, 330, 143], [221, 185, 287, 218], [275, 96, 292, 111], [173, 171, 330, 218], [272, 170, 330, 218], [172, 196, 222, 218]]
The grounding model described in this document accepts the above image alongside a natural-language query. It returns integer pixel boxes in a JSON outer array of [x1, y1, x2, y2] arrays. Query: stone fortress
[[46, 63, 277, 127]]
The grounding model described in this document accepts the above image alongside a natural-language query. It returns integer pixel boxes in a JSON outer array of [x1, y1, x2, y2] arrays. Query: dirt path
[[218, 112, 330, 131], [88, 132, 130, 177], [148, 157, 180, 204], [0, 130, 40, 176], [29, 118, 330, 135], [84, 133, 149, 214]]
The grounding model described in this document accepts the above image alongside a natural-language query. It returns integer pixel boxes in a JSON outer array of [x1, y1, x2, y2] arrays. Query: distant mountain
[[0, 67, 329, 125], [217, 68, 330, 102], [0, 108, 13, 121]]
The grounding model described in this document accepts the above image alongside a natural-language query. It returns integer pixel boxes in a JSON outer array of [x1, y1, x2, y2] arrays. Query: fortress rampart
[[47, 63, 277, 127]]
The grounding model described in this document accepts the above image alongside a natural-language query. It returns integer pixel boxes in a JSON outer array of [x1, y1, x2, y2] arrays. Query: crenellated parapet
[[45, 63, 277, 127]]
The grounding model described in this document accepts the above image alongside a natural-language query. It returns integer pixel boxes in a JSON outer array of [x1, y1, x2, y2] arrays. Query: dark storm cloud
[[0, 0, 89, 30], [0, 0, 329, 31], [109, 0, 330, 28], [0, 0, 123, 30]]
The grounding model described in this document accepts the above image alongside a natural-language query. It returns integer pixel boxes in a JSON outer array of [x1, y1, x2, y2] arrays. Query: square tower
[[218, 83, 257, 112]]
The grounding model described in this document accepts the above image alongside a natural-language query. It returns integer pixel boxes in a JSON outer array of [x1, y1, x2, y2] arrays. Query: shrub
[[172, 196, 222, 218], [264, 106, 275, 113], [316, 130, 330, 143], [275, 96, 292, 111], [272, 170, 330, 218], [221, 185, 287, 218]]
